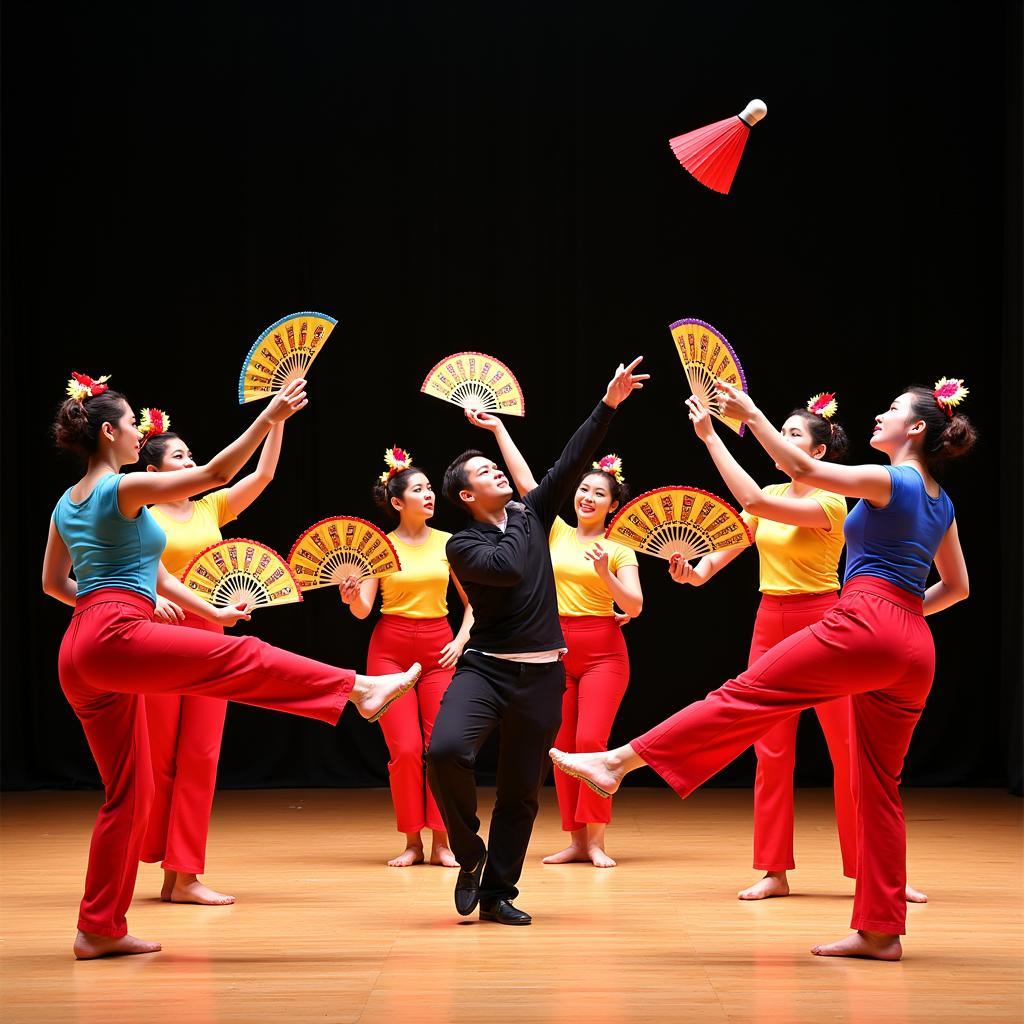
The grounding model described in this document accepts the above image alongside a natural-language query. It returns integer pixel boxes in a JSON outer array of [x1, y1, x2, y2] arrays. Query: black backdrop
[[2, 1, 1021, 793]]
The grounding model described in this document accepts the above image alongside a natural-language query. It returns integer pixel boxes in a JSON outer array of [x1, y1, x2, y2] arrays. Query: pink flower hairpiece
[[379, 446, 413, 484], [806, 392, 838, 420], [593, 453, 625, 484], [66, 372, 111, 403], [139, 408, 171, 446], [933, 377, 969, 419]]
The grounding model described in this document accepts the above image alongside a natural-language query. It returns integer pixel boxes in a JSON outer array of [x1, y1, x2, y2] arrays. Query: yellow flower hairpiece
[[933, 377, 969, 418], [593, 453, 625, 485], [806, 392, 838, 420], [379, 446, 413, 484], [66, 372, 111, 403], [139, 408, 171, 443]]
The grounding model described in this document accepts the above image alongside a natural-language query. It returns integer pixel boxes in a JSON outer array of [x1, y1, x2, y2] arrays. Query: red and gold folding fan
[[180, 539, 303, 608], [238, 312, 337, 404], [669, 318, 748, 436], [287, 516, 402, 592], [420, 352, 525, 416], [605, 487, 753, 561]]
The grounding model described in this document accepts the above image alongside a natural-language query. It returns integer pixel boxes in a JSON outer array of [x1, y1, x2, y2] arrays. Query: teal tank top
[[52, 473, 166, 604]]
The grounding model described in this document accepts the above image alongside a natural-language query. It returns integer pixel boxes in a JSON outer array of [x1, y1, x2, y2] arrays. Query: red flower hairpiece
[[379, 446, 413, 484], [933, 377, 969, 419], [806, 392, 838, 420], [66, 372, 111, 403], [139, 408, 171, 446], [592, 453, 625, 485]]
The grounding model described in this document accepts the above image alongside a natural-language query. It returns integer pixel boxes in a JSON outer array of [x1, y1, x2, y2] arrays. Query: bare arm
[[118, 380, 307, 517], [41, 521, 77, 607], [225, 422, 284, 517], [599, 559, 644, 618], [923, 520, 969, 616], [465, 410, 539, 497], [439, 572, 475, 668], [668, 545, 748, 586], [339, 575, 380, 619], [155, 563, 252, 627]]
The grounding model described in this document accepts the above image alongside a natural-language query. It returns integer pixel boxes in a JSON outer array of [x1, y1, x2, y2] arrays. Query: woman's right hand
[[338, 575, 361, 605], [668, 554, 703, 586], [685, 395, 717, 443], [264, 379, 309, 424], [216, 601, 253, 627], [464, 407, 503, 433]]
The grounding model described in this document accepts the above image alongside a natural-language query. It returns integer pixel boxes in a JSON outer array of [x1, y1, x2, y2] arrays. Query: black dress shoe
[[479, 899, 532, 926], [454, 851, 487, 916]]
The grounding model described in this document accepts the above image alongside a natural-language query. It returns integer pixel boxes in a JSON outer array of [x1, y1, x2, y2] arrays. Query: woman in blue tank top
[[550, 378, 975, 962], [43, 373, 421, 960]]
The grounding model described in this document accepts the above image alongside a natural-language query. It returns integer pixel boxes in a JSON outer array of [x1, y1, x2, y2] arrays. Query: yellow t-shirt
[[149, 489, 237, 578], [548, 516, 639, 617], [741, 484, 847, 596], [379, 528, 453, 618]]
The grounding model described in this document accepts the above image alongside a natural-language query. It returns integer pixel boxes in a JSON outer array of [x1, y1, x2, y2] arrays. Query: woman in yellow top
[[467, 411, 643, 868], [137, 409, 286, 906], [674, 393, 926, 904], [340, 447, 473, 868]]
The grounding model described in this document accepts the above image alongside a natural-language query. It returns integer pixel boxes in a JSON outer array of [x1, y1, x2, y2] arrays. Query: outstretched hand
[[713, 380, 757, 423], [464, 407, 503, 433], [604, 357, 649, 409], [668, 553, 703, 586], [217, 600, 253, 627], [265, 379, 309, 424], [685, 395, 717, 443]]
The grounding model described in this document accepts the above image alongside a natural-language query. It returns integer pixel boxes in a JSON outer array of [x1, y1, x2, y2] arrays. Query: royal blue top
[[52, 473, 166, 604], [843, 464, 955, 597]]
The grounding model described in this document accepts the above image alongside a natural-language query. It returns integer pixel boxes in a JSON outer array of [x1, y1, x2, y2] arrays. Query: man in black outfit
[[426, 358, 647, 925]]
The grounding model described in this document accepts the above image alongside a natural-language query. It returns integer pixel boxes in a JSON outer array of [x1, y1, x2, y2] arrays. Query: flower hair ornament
[[933, 377, 969, 419], [139, 408, 171, 446], [379, 446, 413, 484], [592, 453, 625, 485], [66, 372, 111, 403], [807, 391, 839, 435]]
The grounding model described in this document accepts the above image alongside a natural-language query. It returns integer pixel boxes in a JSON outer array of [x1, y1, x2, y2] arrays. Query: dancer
[[551, 379, 973, 959], [135, 409, 286, 906], [426, 358, 647, 925], [465, 415, 642, 867], [339, 447, 473, 868], [43, 373, 420, 959]]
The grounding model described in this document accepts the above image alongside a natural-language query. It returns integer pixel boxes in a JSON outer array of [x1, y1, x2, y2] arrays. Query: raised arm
[[923, 519, 969, 616], [446, 508, 530, 586], [464, 410, 539, 497], [225, 422, 285, 517], [117, 381, 307, 517], [687, 397, 831, 529], [715, 382, 891, 505]]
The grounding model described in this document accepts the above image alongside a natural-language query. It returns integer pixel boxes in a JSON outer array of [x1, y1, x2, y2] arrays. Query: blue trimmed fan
[[238, 312, 337, 404]]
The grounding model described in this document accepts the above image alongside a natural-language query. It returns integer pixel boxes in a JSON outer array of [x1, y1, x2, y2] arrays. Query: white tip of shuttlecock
[[738, 99, 767, 126]]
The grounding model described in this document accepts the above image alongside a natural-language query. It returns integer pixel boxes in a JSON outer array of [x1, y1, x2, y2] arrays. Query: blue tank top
[[843, 464, 955, 597], [52, 473, 166, 604]]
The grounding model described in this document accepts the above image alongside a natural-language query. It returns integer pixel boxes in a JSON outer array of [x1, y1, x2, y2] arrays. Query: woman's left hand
[[584, 543, 611, 577], [438, 638, 465, 669], [714, 380, 758, 423], [154, 596, 185, 623]]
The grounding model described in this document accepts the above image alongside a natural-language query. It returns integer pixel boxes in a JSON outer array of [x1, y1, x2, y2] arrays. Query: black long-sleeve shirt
[[446, 400, 616, 655]]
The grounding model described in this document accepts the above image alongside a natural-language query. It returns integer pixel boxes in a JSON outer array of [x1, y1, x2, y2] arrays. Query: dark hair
[[372, 465, 428, 520], [787, 408, 849, 462], [905, 386, 978, 469], [575, 468, 629, 514], [53, 390, 131, 458], [443, 449, 486, 511], [137, 431, 184, 469]]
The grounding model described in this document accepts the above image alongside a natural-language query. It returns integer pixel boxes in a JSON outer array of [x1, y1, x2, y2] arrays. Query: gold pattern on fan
[[605, 486, 753, 561], [287, 516, 402, 591], [238, 312, 337, 404], [669, 318, 748, 436], [420, 351, 525, 416], [179, 539, 303, 607]]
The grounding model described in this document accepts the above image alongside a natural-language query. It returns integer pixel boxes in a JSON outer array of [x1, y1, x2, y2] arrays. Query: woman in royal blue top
[[43, 373, 421, 961], [550, 378, 975, 962]]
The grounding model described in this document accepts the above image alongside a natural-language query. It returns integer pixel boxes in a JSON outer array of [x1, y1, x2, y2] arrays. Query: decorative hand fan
[[669, 99, 767, 194], [180, 539, 303, 608], [287, 516, 402, 592], [420, 352, 525, 416], [605, 486, 753, 561], [238, 312, 337, 404], [669, 318, 748, 436]]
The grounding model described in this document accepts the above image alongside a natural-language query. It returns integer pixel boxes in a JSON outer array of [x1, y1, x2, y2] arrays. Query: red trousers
[[632, 578, 933, 935], [140, 613, 227, 874], [58, 589, 355, 938], [748, 592, 857, 876], [554, 616, 630, 830], [367, 615, 454, 834]]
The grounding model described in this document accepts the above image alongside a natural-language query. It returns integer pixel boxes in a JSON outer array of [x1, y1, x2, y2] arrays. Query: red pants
[[367, 615, 454, 834], [748, 592, 856, 876], [58, 589, 355, 938], [632, 578, 933, 935], [140, 613, 227, 874], [554, 616, 630, 830]]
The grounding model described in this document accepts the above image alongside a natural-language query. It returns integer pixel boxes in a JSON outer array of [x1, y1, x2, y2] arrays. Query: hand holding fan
[[421, 352, 525, 416], [605, 486, 752, 561], [670, 318, 748, 436], [288, 517, 402, 592], [238, 312, 337, 404], [180, 539, 303, 608]]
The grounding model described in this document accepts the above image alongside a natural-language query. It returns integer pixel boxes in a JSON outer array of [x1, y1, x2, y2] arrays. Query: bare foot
[[811, 930, 903, 961], [387, 845, 425, 867], [74, 931, 161, 960], [588, 844, 617, 868], [542, 843, 589, 864], [353, 663, 422, 722], [171, 876, 236, 905], [429, 841, 458, 867], [738, 872, 790, 900], [160, 868, 175, 902], [549, 749, 622, 798], [905, 883, 928, 903]]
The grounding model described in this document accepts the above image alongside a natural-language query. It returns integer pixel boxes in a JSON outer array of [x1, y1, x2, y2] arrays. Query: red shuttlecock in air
[[669, 99, 767, 194]]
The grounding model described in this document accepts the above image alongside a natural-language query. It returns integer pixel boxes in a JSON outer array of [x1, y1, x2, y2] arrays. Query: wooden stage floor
[[1, 787, 1021, 1023]]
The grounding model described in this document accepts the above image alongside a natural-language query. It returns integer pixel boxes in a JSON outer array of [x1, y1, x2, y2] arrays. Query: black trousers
[[426, 650, 564, 904]]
